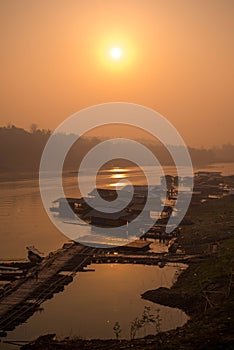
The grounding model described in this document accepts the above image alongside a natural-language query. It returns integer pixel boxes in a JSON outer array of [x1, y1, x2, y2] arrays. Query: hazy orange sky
[[0, 0, 233, 147]]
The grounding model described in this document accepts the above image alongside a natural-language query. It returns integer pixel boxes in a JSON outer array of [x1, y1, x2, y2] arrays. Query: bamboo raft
[[0, 244, 94, 335], [91, 252, 200, 266]]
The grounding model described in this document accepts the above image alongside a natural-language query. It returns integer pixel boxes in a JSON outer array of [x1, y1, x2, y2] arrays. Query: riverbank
[[142, 240, 234, 348], [19, 195, 234, 349]]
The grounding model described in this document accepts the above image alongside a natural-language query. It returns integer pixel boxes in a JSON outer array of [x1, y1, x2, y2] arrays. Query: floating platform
[[0, 244, 94, 335], [117, 240, 151, 251]]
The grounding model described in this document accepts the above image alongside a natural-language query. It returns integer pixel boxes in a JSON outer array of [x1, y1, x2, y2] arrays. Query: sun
[[110, 47, 122, 60], [98, 34, 135, 70]]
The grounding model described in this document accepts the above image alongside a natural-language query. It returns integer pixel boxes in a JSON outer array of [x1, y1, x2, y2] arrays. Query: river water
[[0, 163, 233, 346], [1, 264, 187, 347]]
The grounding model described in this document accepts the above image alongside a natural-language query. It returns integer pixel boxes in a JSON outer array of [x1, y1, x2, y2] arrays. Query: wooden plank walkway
[[0, 244, 94, 333]]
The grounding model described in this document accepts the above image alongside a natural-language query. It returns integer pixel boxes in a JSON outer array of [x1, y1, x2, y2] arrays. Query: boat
[[26, 246, 44, 263]]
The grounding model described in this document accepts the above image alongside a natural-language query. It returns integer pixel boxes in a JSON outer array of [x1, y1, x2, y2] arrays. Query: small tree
[[153, 308, 162, 334], [130, 316, 143, 340], [113, 321, 122, 340], [130, 306, 162, 340]]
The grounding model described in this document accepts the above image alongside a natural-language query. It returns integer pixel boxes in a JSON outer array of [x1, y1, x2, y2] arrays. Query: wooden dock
[[0, 244, 94, 335]]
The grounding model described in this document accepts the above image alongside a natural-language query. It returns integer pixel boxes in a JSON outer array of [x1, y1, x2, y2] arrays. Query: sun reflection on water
[[108, 167, 129, 173], [108, 167, 129, 187], [109, 181, 128, 188], [111, 173, 127, 179]]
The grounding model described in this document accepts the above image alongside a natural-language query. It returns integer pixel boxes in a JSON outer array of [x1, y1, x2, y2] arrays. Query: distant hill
[[0, 125, 233, 175], [0, 125, 50, 173]]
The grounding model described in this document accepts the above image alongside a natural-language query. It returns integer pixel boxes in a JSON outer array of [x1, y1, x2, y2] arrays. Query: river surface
[[0, 163, 233, 346]]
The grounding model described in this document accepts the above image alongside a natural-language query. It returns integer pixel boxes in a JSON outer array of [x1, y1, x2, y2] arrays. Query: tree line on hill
[[0, 125, 233, 174]]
